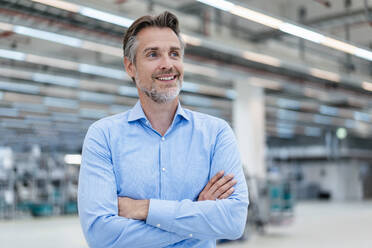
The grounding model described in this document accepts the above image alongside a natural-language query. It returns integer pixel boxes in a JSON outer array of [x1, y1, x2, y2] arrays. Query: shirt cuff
[[146, 199, 178, 232]]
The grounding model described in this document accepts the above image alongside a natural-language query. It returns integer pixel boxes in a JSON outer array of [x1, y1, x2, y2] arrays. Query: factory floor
[[0, 201, 371, 248]]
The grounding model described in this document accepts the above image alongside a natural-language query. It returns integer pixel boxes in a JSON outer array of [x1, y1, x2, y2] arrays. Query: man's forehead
[[136, 27, 181, 49]]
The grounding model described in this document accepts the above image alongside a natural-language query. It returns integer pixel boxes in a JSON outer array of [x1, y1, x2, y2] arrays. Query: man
[[78, 11, 248, 248]]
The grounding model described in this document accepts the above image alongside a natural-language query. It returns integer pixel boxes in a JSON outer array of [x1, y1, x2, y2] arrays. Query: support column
[[233, 80, 266, 178]]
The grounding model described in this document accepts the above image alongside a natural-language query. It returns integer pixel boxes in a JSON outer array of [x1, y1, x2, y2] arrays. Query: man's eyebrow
[[143, 47, 159, 54], [143, 46, 181, 54]]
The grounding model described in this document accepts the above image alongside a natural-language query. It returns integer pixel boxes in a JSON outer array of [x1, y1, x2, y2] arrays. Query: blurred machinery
[[0, 146, 79, 219], [243, 169, 295, 238], [218, 166, 295, 244]]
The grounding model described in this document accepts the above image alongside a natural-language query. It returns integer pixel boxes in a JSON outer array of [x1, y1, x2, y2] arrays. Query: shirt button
[[161, 137, 165, 141], [162, 168, 166, 172], [157, 224, 161, 227], [189, 234, 193, 237]]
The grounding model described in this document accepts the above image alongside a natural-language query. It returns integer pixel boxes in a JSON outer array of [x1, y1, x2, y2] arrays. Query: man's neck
[[139, 95, 179, 136]]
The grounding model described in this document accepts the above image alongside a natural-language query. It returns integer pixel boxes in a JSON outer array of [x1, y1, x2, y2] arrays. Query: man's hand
[[118, 197, 149, 220], [198, 170, 237, 201]]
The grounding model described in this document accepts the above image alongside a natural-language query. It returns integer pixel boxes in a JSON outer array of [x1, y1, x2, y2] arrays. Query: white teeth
[[158, 76, 174, 81]]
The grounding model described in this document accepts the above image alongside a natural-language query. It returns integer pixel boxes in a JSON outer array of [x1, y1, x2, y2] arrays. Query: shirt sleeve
[[78, 124, 187, 248], [146, 121, 249, 240]]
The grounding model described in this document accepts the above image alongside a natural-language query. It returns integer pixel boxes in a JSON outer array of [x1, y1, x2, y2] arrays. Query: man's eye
[[147, 52, 157, 57], [170, 51, 180, 57]]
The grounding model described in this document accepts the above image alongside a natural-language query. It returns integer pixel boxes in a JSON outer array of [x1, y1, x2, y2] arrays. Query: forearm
[[145, 196, 248, 240], [79, 210, 187, 248]]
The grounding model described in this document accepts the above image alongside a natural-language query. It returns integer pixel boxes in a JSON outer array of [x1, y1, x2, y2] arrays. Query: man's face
[[125, 27, 184, 103]]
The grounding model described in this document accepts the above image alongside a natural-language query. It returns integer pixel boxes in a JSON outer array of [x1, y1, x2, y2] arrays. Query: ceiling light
[[231, 6, 283, 29], [14, 26, 82, 47], [78, 64, 126, 79], [0, 81, 40, 94], [0, 68, 33, 80], [79, 7, 133, 27], [0, 21, 121, 57], [321, 37, 357, 54], [0, 22, 13, 31], [80, 109, 107, 119], [26, 54, 79, 70], [79, 91, 115, 104], [197, 0, 372, 62], [118, 86, 138, 97], [31, 0, 80, 12], [181, 95, 213, 107], [362, 81, 372, 91], [32, 73, 79, 87], [64, 154, 82, 165], [242, 51, 281, 67], [44, 97, 79, 109], [279, 23, 325, 43], [0, 49, 26, 61], [249, 77, 282, 90], [181, 34, 202, 46], [32, 0, 133, 28], [309, 68, 340, 82], [81, 41, 122, 57], [354, 48, 372, 61], [182, 81, 201, 93], [336, 127, 347, 139]]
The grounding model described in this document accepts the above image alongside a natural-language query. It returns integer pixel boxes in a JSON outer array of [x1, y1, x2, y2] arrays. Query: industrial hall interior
[[0, 0, 372, 247]]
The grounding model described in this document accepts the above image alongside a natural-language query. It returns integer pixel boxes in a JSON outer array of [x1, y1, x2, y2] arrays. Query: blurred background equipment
[[0, 145, 79, 218]]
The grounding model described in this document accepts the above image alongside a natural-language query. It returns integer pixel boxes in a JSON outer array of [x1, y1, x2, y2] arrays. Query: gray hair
[[123, 11, 185, 64]]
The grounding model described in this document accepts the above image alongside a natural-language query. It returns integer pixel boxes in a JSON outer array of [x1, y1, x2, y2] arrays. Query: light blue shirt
[[78, 100, 249, 248]]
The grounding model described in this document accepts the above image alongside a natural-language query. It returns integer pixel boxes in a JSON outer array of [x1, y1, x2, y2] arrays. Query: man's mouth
[[155, 75, 178, 82]]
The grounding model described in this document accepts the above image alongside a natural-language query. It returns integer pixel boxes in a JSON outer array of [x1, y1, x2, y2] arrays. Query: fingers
[[197, 171, 237, 201], [203, 170, 224, 192], [209, 173, 234, 196], [213, 178, 237, 199], [218, 187, 235, 199]]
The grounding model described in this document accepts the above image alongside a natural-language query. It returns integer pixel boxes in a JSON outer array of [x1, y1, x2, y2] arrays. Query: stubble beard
[[135, 72, 182, 104]]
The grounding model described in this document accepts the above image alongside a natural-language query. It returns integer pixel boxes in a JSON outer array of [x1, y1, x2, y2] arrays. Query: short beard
[[135, 73, 181, 104]]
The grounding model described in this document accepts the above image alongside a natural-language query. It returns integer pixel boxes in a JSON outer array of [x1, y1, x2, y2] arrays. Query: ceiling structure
[[0, 0, 371, 156]]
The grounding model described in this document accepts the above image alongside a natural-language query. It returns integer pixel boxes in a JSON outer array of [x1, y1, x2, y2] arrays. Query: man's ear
[[124, 57, 135, 78]]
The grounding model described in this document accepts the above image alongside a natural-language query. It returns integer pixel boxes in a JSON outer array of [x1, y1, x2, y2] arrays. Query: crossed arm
[[78, 124, 248, 248], [117, 171, 237, 220]]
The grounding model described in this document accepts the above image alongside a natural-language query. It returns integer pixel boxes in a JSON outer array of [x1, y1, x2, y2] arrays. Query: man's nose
[[159, 55, 172, 70]]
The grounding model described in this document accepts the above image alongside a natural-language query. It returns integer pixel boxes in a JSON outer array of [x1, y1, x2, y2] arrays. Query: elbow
[[82, 216, 107, 248], [81, 214, 120, 248], [226, 200, 248, 240], [228, 218, 246, 240]]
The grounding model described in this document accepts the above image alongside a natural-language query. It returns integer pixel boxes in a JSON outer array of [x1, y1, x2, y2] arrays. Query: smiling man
[[78, 11, 248, 248]]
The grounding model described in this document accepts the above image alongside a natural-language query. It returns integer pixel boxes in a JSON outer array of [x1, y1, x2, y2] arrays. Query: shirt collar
[[128, 100, 190, 123], [128, 100, 147, 122]]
